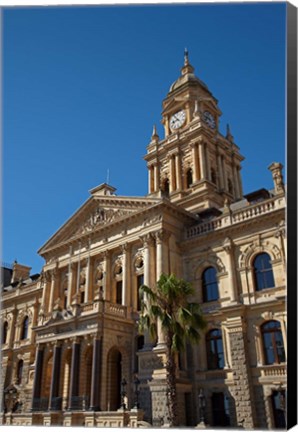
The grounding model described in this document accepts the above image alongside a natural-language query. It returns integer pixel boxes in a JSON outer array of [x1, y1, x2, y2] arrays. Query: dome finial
[[181, 48, 194, 76], [184, 48, 189, 66]]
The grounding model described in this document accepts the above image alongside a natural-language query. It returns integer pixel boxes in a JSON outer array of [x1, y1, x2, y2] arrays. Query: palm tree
[[139, 273, 206, 427]]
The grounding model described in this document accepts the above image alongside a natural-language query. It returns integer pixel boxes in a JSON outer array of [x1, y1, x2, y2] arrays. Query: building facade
[[1, 53, 286, 428]]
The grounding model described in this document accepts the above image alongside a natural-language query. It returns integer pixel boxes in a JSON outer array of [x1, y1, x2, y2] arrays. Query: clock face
[[170, 110, 186, 130], [203, 111, 216, 129]]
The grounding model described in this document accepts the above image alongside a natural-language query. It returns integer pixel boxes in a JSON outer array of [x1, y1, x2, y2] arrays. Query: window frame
[[202, 266, 219, 302], [261, 320, 285, 365], [253, 252, 275, 291], [20, 316, 29, 340], [206, 328, 225, 370]]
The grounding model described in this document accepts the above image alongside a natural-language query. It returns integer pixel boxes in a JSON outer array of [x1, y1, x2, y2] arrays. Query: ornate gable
[[38, 193, 159, 255]]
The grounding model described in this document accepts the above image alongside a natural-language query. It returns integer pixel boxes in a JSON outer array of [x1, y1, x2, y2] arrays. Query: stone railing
[[186, 196, 285, 240], [232, 199, 276, 223], [105, 302, 128, 319], [251, 364, 286, 381]]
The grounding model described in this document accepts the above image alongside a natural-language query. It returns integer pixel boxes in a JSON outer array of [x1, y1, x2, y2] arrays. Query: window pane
[[264, 269, 275, 289], [207, 330, 224, 370], [254, 253, 275, 291], [203, 267, 219, 302], [275, 332, 285, 363], [263, 333, 275, 364]]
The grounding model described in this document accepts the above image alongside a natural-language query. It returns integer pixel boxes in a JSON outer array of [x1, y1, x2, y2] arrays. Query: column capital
[[44, 270, 52, 283], [139, 233, 155, 248], [154, 229, 171, 244], [121, 243, 130, 254], [70, 336, 81, 345], [50, 268, 58, 280]]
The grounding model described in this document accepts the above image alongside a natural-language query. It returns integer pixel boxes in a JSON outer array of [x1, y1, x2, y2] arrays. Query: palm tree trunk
[[165, 338, 178, 427]]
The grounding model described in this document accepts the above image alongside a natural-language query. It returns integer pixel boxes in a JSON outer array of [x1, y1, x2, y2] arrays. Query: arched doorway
[[107, 348, 122, 411]]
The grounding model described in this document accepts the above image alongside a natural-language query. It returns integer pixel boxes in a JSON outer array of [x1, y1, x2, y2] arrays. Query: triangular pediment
[[38, 194, 159, 255]]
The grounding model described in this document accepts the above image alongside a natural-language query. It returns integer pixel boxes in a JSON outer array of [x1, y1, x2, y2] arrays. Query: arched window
[[2, 321, 8, 344], [17, 359, 24, 385], [253, 253, 275, 291], [261, 321, 285, 365], [206, 329, 224, 369], [186, 168, 193, 188], [202, 267, 219, 302], [21, 316, 29, 340]]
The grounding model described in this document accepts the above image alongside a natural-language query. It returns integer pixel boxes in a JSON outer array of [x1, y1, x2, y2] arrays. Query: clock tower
[[145, 50, 244, 213]]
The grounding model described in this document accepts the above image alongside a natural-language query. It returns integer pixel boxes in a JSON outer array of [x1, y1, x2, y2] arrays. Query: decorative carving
[[239, 240, 281, 268], [75, 208, 134, 235], [194, 255, 226, 279], [154, 229, 171, 244]]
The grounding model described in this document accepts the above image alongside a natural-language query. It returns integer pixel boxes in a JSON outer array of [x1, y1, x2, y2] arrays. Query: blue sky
[[2, 3, 286, 274]]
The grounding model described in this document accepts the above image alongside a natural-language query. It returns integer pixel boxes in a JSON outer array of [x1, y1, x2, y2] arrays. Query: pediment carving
[[74, 207, 135, 236]]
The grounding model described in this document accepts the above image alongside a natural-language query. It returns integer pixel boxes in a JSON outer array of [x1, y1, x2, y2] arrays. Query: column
[[233, 164, 240, 199], [148, 165, 154, 194], [154, 164, 160, 192], [67, 263, 75, 307], [142, 234, 154, 347], [221, 327, 231, 369], [85, 244, 91, 302], [32, 346, 44, 410], [76, 243, 82, 298], [237, 167, 243, 197], [198, 141, 206, 179], [41, 271, 50, 312], [175, 153, 182, 190], [155, 230, 171, 347], [49, 343, 62, 410], [48, 269, 57, 313], [221, 155, 228, 190], [217, 151, 224, 189], [192, 143, 200, 183], [89, 338, 102, 411], [223, 239, 237, 302], [204, 143, 211, 181], [170, 155, 176, 192], [121, 244, 130, 306], [68, 339, 81, 410], [103, 251, 111, 301]]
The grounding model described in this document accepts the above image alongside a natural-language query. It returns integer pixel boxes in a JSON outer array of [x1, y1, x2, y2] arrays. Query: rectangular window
[[116, 281, 122, 304]]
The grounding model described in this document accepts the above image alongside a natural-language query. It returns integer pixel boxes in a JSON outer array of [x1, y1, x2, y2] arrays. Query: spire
[[226, 124, 234, 142], [184, 47, 189, 66], [151, 124, 159, 143], [181, 47, 194, 76]]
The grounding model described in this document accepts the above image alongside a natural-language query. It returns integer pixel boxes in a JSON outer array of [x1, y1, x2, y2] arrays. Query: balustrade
[[186, 197, 281, 240]]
